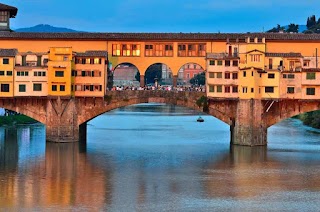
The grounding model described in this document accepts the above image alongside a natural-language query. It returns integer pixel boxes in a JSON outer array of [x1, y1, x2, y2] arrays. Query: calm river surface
[[1, 103, 320, 211]]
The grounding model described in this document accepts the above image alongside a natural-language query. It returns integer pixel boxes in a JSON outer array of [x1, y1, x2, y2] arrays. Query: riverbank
[[0, 115, 38, 126], [297, 111, 320, 129]]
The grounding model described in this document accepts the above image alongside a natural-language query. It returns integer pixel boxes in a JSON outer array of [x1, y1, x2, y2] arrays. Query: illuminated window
[[132, 45, 141, 56], [94, 58, 100, 64], [122, 44, 131, 56], [112, 44, 121, 56]]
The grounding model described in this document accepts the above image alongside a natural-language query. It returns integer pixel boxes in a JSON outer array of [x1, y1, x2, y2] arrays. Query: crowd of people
[[109, 85, 206, 92]]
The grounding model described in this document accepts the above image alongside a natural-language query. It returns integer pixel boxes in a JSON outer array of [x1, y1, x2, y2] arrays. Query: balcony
[[266, 65, 283, 71]]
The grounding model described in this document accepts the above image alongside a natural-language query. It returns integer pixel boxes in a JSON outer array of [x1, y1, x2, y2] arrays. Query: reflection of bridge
[[2, 91, 320, 146]]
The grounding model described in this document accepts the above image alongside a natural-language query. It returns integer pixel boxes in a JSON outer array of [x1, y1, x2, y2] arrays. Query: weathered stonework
[[2, 93, 320, 146]]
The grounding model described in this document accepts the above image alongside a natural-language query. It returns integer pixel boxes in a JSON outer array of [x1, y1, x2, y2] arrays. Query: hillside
[[14, 24, 80, 32]]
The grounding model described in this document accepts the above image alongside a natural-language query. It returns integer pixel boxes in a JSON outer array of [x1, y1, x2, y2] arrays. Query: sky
[[2, 0, 320, 33]]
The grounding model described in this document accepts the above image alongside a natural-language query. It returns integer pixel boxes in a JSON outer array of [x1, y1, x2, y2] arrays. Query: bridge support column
[[46, 98, 79, 142], [173, 75, 178, 87], [140, 75, 145, 87], [231, 99, 267, 146]]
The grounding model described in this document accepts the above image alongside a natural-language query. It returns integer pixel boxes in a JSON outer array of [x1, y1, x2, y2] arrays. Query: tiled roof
[[0, 3, 18, 18], [75, 51, 108, 57], [1, 32, 320, 41], [0, 48, 17, 57], [265, 52, 303, 57]]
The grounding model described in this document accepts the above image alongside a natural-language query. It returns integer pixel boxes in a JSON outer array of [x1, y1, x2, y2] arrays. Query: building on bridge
[[1, 3, 320, 146]]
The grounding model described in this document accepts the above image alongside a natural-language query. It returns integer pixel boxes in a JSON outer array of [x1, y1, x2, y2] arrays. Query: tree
[[145, 64, 162, 85], [307, 15, 317, 29], [190, 72, 205, 85], [135, 71, 140, 82], [267, 24, 285, 33], [286, 23, 299, 33], [318, 18, 320, 25]]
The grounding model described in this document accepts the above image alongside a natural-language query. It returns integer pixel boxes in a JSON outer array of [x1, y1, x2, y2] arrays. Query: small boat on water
[[197, 116, 204, 122]]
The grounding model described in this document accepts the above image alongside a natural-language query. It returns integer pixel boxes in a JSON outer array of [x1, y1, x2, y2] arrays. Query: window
[[268, 73, 275, 79], [252, 71, 254, 76], [2, 58, 9, 64], [225, 60, 230, 66], [132, 45, 141, 56], [307, 88, 315, 95], [216, 72, 222, 78], [287, 87, 294, 94], [232, 72, 238, 79], [217, 85, 222, 93], [250, 54, 261, 62], [242, 87, 248, 93], [187, 44, 196, 56], [209, 60, 215, 66], [232, 86, 238, 93], [112, 44, 121, 56], [233, 60, 238, 66], [55, 71, 64, 77], [217, 60, 223, 66], [0, 71, 4, 76], [288, 74, 294, 79], [63, 56, 68, 61], [52, 85, 57, 91], [164, 44, 173, 56], [303, 60, 310, 67], [265, 87, 274, 93], [33, 84, 42, 91], [178, 44, 186, 56], [209, 73, 215, 78], [283, 74, 287, 78], [0, 84, 9, 92], [306, 72, 316, 80], [209, 85, 214, 92], [225, 72, 230, 79], [0, 11, 8, 22], [60, 85, 65, 91], [94, 58, 101, 64], [6, 71, 12, 76], [243, 71, 246, 77], [225, 86, 230, 93], [251, 88, 254, 93], [198, 44, 206, 56], [19, 84, 26, 92], [17, 71, 28, 76]]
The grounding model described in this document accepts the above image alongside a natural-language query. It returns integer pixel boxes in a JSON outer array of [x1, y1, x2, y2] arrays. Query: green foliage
[[190, 72, 205, 85], [305, 15, 320, 34], [196, 96, 208, 112], [286, 23, 299, 33], [0, 115, 37, 126], [145, 64, 163, 85], [307, 15, 317, 29], [135, 71, 141, 82], [299, 111, 320, 129], [267, 24, 285, 33]]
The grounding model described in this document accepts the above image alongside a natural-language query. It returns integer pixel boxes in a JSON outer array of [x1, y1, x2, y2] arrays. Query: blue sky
[[2, 0, 320, 32]]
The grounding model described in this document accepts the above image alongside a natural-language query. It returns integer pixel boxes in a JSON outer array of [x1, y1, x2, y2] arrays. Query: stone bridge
[[1, 91, 320, 146]]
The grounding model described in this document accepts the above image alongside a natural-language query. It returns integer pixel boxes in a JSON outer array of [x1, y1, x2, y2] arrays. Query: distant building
[[113, 64, 139, 86], [178, 63, 204, 85]]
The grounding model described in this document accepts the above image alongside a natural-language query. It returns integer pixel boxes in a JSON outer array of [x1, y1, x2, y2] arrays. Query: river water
[[1, 103, 320, 211]]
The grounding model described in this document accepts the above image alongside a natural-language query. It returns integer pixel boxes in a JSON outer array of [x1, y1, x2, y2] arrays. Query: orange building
[[73, 51, 108, 97]]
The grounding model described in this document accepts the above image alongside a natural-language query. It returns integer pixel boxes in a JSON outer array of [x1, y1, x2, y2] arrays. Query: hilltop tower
[[0, 3, 18, 31]]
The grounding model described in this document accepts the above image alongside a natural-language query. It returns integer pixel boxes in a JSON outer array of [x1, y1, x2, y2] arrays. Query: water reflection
[[1, 105, 320, 210]]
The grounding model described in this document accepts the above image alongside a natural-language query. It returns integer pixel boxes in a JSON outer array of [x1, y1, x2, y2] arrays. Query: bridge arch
[[0, 99, 47, 124], [264, 99, 320, 128], [77, 91, 233, 126], [112, 62, 140, 87], [177, 62, 205, 86], [145, 63, 173, 86]]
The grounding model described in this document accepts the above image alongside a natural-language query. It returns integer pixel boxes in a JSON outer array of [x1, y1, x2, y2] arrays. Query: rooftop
[[0, 48, 17, 57], [1, 32, 320, 41], [265, 52, 303, 58], [0, 3, 18, 18]]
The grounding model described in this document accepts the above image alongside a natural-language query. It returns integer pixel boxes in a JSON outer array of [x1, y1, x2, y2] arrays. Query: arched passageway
[[145, 63, 173, 87], [112, 63, 140, 87], [178, 63, 205, 86]]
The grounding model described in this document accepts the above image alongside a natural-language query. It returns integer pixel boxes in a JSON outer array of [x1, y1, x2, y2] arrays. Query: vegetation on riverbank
[[297, 111, 320, 129], [0, 115, 38, 126]]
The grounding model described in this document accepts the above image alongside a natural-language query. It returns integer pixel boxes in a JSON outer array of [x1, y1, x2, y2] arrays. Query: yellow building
[[48, 47, 73, 96], [0, 49, 17, 97]]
